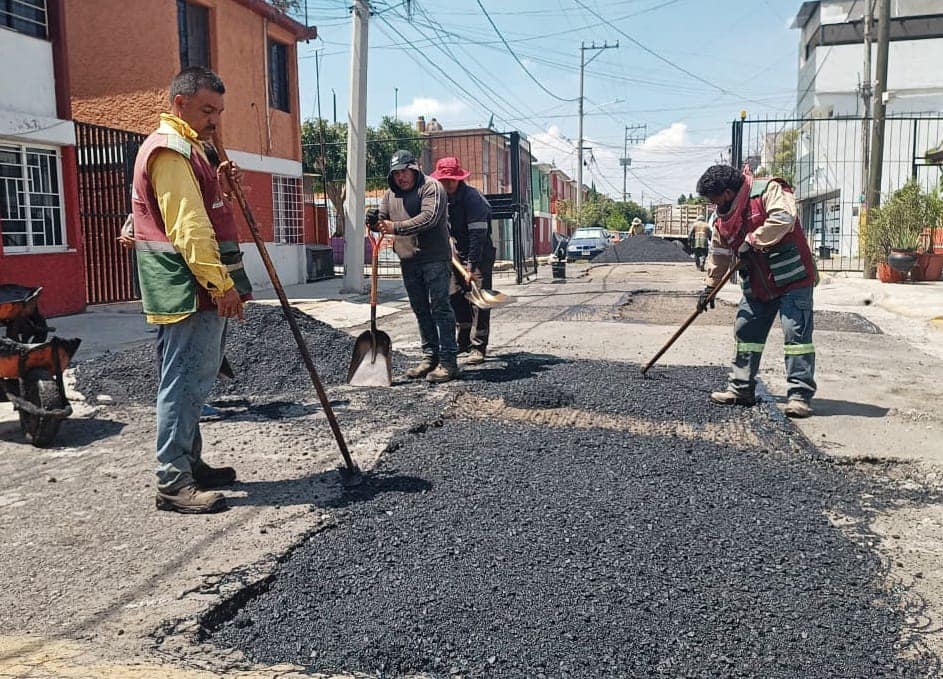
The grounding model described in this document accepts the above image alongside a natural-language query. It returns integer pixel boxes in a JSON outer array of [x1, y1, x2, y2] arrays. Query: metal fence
[[75, 121, 145, 304], [306, 129, 537, 283], [731, 115, 943, 271]]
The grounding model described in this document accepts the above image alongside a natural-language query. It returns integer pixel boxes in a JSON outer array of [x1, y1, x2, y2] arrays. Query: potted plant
[[861, 181, 942, 282]]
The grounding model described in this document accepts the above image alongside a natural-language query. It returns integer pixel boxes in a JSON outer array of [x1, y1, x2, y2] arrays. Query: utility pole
[[331, 88, 337, 125], [342, 0, 369, 293], [860, 0, 873, 204], [577, 40, 618, 228], [394, 87, 399, 120], [621, 124, 646, 202], [865, 0, 890, 278]]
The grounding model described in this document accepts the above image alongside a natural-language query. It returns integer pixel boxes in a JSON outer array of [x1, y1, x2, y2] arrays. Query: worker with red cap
[[430, 156, 495, 365]]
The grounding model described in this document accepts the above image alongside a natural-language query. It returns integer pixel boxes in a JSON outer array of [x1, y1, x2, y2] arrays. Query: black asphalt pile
[[73, 305, 409, 404], [593, 234, 691, 263], [210, 358, 937, 678]]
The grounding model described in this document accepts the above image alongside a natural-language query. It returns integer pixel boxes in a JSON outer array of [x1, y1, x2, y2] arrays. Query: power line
[[572, 0, 736, 96], [475, 0, 578, 102]]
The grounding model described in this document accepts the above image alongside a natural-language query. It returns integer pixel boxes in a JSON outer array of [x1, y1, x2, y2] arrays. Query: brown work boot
[[156, 483, 226, 514], [405, 356, 438, 379], [784, 398, 814, 419], [709, 389, 756, 407], [193, 461, 237, 489], [426, 356, 460, 383], [464, 347, 486, 365]]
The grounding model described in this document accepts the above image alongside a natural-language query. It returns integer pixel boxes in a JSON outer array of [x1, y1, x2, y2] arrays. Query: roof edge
[[233, 0, 318, 41]]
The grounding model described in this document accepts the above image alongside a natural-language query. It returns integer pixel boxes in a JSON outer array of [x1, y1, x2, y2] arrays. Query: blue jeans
[[154, 311, 227, 491], [401, 259, 457, 359], [730, 285, 817, 402]]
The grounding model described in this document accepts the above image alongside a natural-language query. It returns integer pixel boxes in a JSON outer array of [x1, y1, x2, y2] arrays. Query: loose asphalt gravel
[[209, 357, 939, 678], [72, 305, 410, 404], [593, 234, 692, 263]]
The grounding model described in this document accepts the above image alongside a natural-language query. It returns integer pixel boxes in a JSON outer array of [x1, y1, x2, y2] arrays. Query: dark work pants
[[452, 252, 494, 353], [693, 247, 708, 271], [401, 259, 457, 359], [729, 285, 816, 402]]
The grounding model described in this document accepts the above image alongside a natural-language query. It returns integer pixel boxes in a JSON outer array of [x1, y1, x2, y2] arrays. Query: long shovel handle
[[640, 264, 737, 375], [212, 134, 358, 475], [369, 232, 383, 331]]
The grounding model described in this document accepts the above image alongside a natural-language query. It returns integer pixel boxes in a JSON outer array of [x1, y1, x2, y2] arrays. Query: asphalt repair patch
[[208, 358, 938, 678]]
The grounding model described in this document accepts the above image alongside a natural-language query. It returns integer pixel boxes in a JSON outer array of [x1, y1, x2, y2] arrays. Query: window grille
[[268, 39, 290, 112], [1, 0, 47, 39], [272, 175, 303, 244], [0, 143, 65, 250]]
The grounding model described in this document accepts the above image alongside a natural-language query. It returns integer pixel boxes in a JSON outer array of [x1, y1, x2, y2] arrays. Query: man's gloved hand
[[697, 285, 716, 312], [737, 241, 751, 255], [365, 208, 381, 232]]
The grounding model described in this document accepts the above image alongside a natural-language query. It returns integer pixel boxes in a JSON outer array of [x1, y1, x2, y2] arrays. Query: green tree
[[677, 193, 686, 205], [610, 200, 650, 228], [756, 128, 799, 185], [301, 116, 423, 236]]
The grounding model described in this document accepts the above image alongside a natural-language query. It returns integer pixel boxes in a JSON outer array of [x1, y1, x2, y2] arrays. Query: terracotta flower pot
[[877, 262, 907, 283], [914, 252, 943, 282]]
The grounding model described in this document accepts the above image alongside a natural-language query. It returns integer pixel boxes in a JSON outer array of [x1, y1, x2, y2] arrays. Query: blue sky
[[292, 0, 802, 203]]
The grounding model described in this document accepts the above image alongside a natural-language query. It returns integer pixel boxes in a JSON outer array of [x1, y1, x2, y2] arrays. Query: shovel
[[451, 255, 513, 309], [347, 233, 393, 386]]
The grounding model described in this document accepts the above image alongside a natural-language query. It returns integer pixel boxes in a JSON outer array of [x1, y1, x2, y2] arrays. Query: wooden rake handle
[[211, 134, 358, 475], [640, 264, 736, 376]]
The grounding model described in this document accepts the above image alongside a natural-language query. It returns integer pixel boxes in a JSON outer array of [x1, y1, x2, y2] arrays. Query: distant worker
[[430, 156, 495, 365], [688, 219, 712, 271], [695, 164, 816, 419], [426, 117, 443, 132], [629, 217, 644, 235]]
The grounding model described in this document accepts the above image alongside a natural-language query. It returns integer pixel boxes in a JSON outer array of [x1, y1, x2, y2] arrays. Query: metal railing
[[731, 114, 943, 272]]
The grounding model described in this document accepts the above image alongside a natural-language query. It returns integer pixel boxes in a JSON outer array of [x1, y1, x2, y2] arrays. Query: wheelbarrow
[[0, 285, 80, 447]]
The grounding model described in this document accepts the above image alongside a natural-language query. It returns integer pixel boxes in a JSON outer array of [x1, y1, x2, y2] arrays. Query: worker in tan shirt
[[695, 164, 817, 419], [131, 67, 253, 513]]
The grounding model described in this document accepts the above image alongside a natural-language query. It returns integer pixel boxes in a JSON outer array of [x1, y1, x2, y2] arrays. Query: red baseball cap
[[429, 156, 471, 181]]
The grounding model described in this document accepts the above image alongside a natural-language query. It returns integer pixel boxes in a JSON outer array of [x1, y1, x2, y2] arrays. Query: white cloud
[[527, 125, 578, 177], [640, 122, 689, 150], [397, 97, 468, 120]]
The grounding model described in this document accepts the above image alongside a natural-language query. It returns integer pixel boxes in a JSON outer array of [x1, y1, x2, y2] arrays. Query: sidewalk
[[51, 274, 411, 362]]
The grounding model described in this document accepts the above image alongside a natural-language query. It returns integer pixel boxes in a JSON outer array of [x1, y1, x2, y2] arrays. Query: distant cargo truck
[[652, 204, 712, 244]]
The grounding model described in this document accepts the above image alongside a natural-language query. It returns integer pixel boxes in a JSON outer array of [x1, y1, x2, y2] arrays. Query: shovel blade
[[347, 329, 393, 387], [478, 288, 512, 306]]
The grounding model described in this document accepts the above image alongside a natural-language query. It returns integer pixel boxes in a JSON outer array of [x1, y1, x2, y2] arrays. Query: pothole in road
[[497, 291, 883, 333]]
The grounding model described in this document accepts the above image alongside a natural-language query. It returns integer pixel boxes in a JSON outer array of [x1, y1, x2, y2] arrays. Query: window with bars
[[177, 0, 210, 69], [272, 175, 303, 244], [0, 143, 65, 250], [1, 0, 47, 39], [268, 39, 290, 112]]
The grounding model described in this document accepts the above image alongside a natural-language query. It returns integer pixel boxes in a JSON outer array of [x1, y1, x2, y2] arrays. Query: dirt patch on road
[[495, 290, 883, 334]]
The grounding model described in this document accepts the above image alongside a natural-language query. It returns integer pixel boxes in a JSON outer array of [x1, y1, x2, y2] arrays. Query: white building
[[790, 1, 943, 264], [795, 0, 943, 117]]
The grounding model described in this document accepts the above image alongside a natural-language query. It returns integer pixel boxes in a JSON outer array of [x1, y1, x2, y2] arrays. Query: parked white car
[[566, 227, 610, 261]]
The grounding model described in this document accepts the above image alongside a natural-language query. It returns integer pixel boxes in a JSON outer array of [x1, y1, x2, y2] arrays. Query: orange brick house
[[65, 0, 317, 290]]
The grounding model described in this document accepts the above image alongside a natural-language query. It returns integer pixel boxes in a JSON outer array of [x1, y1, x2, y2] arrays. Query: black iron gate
[[75, 121, 144, 304], [730, 115, 943, 272]]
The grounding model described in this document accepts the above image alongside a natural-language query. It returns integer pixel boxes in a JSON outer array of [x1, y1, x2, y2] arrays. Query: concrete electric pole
[[342, 0, 370, 293], [577, 40, 618, 228], [867, 0, 890, 212], [859, 0, 873, 204], [621, 124, 646, 203]]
